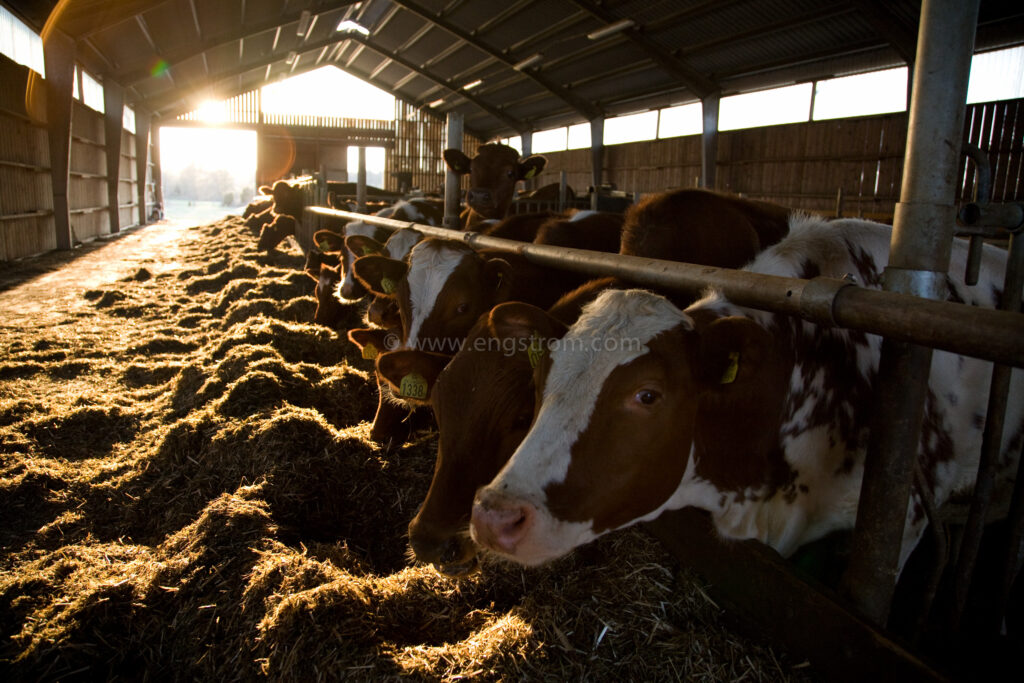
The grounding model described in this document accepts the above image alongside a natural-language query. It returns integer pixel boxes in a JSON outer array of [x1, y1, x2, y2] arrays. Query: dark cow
[[444, 143, 546, 230], [257, 213, 297, 251], [469, 216, 1022, 569]]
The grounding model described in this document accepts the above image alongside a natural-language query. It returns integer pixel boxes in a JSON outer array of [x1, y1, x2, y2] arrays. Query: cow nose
[[470, 491, 535, 554], [339, 277, 365, 301], [466, 188, 494, 208]]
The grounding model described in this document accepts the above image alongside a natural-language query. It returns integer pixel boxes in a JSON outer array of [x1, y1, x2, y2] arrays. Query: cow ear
[[517, 154, 547, 180], [443, 149, 473, 175], [313, 229, 346, 253], [352, 255, 408, 298], [488, 302, 568, 341], [345, 234, 385, 258], [483, 256, 514, 302], [696, 316, 775, 389], [258, 185, 272, 195], [347, 327, 395, 362], [376, 350, 450, 404]]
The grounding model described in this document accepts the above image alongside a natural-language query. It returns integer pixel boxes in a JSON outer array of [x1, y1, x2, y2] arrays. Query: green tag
[[381, 276, 396, 295], [400, 372, 428, 399], [361, 343, 378, 361], [527, 333, 546, 369], [362, 246, 376, 256], [523, 166, 537, 179], [720, 351, 740, 384]]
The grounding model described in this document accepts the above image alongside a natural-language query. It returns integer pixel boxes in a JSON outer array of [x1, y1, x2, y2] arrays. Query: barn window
[[80, 69, 105, 113], [348, 146, 386, 188], [967, 45, 1024, 103], [604, 110, 659, 145], [719, 83, 813, 131], [532, 127, 568, 153], [123, 106, 136, 133], [499, 136, 523, 153], [813, 68, 908, 121], [658, 102, 702, 138], [0, 6, 44, 77], [567, 123, 590, 150], [261, 66, 395, 120]]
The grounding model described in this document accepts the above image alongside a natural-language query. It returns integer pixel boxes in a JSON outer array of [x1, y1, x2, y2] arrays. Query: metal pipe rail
[[306, 206, 1024, 369]]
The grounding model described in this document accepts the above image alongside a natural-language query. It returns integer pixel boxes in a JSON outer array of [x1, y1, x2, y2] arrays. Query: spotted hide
[[470, 215, 1023, 570]]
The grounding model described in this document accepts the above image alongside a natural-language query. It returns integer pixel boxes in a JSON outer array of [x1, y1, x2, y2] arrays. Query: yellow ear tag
[[361, 343, 378, 361], [399, 372, 428, 400], [362, 246, 376, 256], [523, 167, 537, 179], [527, 333, 547, 369], [380, 276, 396, 295], [720, 351, 740, 384]]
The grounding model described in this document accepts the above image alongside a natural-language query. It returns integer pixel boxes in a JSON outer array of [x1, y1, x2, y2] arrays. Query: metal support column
[[840, 0, 981, 626], [356, 146, 367, 213], [43, 28, 75, 250], [135, 110, 151, 225], [590, 117, 604, 210], [701, 91, 720, 190], [151, 120, 163, 221], [444, 112, 464, 230], [103, 80, 125, 234]]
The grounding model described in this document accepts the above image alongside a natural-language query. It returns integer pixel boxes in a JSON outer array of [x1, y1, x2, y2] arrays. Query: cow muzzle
[[469, 491, 536, 555], [466, 188, 502, 217], [408, 522, 479, 577]]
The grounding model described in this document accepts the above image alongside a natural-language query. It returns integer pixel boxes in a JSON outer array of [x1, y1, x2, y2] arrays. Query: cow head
[[470, 289, 788, 566], [257, 213, 296, 251], [353, 239, 514, 352], [270, 180, 306, 219], [376, 302, 567, 576], [444, 144, 546, 220]]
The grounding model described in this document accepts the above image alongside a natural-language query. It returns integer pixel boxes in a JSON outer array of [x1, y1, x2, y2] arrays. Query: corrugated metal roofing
[[4, 0, 1023, 140]]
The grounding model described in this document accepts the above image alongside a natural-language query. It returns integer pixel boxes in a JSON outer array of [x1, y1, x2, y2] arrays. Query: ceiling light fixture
[[428, 98, 445, 108], [286, 51, 298, 65], [336, 19, 370, 35], [512, 53, 543, 71], [586, 18, 635, 41], [463, 79, 483, 91], [296, 10, 312, 37]]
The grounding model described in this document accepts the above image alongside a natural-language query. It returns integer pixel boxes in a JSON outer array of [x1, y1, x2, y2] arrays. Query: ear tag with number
[[527, 333, 547, 369], [380, 276, 396, 295], [720, 351, 740, 384], [400, 372, 428, 400], [361, 343, 378, 361]]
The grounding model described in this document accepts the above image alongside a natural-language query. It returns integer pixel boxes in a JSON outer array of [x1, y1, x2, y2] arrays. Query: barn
[[1, 0, 1023, 680]]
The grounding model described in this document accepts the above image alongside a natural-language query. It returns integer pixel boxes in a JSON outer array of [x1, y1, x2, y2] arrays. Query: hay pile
[[0, 217, 812, 681]]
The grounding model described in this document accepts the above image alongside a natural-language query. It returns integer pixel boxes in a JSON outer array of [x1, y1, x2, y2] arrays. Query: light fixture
[[586, 18, 635, 41], [428, 98, 445, 108], [463, 79, 483, 91], [512, 53, 543, 71], [296, 10, 312, 37], [286, 51, 298, 65], [336, 19, 370, 35]]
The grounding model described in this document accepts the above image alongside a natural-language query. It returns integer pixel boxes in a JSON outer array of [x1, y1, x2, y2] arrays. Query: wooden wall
[[0, 54, 149, 262], [534, 98, 1024, 221]]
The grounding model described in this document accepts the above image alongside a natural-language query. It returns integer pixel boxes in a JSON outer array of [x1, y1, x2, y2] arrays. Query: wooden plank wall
[[534, 98, 1023, 222], [0, 54, 145, 262], [387, 100, 480, 196]]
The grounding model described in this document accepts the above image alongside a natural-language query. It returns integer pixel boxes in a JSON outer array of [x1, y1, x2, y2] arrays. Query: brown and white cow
[[470, 215, 1023, 569], [444, 143, 546, 230]]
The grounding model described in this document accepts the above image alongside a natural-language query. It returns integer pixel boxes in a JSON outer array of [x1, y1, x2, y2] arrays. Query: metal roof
[[6, 0, 1024, 140]]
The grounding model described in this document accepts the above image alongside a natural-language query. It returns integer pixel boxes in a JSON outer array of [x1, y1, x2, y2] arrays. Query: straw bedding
[[0, 215, 812, 681]]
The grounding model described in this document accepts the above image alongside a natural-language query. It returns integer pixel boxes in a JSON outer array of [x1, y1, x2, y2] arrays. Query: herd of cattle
[[240, 143, 1023, 581]]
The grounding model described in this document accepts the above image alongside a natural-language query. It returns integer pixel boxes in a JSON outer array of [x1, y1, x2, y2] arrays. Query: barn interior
[[1, 1, 1023, 681]]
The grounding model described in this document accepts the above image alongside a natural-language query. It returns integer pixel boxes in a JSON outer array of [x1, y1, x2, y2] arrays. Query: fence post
[[444, 113, 463, 229]]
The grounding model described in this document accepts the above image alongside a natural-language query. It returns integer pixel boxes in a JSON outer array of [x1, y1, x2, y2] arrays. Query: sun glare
[[196, 99, 228, 124], [261, 66, 395, 120]]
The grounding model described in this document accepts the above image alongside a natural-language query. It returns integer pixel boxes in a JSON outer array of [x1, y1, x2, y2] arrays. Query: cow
[[385, 193, 791, 574], [350, 211, 625, 444], [469, 215, 1023, 571], [376, 277, 620, 574], [257, 213, 297, 251], [305, 227, 423, 329], [242, 186, 273, 218], [443, 143, 547, 230], [620, 188, 791, 269]]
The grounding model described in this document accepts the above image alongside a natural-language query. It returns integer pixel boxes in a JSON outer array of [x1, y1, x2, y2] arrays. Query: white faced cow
[[470, 215, 1023, 570]]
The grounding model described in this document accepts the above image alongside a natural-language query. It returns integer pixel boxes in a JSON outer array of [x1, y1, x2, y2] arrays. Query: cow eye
[[634, 389, 661, 406], [455, 303, 469, 315], [506, 169, 516, 179]]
